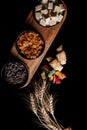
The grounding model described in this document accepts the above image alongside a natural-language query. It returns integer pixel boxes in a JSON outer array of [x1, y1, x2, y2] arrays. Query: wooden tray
[[11, 0, 67, 88]]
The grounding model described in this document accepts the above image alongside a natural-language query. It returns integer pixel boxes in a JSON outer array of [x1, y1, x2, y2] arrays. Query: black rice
[[1, 61, 28, 86]]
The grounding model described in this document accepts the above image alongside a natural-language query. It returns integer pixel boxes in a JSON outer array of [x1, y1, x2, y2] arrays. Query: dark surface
[[0, 0, 85, 129]]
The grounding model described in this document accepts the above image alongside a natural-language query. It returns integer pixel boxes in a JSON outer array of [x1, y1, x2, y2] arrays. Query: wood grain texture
[[11, 0, 67, 88]]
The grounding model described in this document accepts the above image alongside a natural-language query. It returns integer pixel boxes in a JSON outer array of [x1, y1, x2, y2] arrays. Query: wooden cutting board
[[11, 0, 67, 88]]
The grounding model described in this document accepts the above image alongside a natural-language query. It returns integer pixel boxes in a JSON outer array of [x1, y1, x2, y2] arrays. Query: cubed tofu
[[40, 18, 46, 26], [48, 2, 53, 9], [35, 5, 42, 11], [41, 9, 48, 15], [42, 0, 48, 4], [35, 12, 42, 21]]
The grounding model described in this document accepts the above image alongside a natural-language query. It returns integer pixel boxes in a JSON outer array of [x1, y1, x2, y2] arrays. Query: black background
[[0, 0, 85, 129]]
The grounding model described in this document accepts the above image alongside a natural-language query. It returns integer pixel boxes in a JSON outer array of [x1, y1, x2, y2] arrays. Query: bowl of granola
[[15, 30, 45, 59]]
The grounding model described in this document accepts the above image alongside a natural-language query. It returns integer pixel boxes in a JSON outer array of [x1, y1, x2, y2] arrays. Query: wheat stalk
[[37, 79, 46, 102], [23, 79, 71, 130], [29, 93, 37, 115]]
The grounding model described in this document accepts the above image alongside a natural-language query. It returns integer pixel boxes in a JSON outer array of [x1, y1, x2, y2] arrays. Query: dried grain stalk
[[23, 79, 71, 130]]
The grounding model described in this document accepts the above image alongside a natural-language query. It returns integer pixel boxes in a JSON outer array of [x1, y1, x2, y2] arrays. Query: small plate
[[33, 0, 65, 27], [16, 30, 45, 59]]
